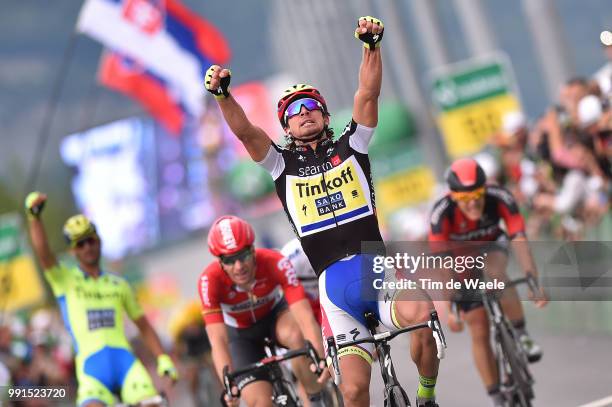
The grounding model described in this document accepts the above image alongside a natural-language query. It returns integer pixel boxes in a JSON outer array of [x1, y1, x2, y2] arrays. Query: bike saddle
[[364, 312, 379, 333]]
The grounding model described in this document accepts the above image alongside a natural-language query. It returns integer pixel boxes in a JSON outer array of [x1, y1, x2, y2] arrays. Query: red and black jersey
[[429, 185, 525, 242], [198, 248, 307, 329]]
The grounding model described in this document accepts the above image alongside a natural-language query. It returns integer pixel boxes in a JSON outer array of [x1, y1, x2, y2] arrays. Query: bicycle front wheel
[[273, 379, 302, 407], [499, 324, 534, 406], [384, 385, 410, 407]]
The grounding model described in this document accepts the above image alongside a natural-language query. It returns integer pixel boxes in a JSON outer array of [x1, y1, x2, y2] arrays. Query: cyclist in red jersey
[[198, 216, 326, 407], [429, 158, 548, 406]]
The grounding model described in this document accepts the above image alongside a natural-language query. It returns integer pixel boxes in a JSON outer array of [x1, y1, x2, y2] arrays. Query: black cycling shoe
[[519, 334, 543, 363], [416, 397, 439, 407]]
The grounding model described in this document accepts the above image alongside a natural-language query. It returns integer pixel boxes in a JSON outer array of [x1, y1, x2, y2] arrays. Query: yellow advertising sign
[[376, 166, 436, 216], [0, 255, 46, 311], [437, 93, 521, 158], [431, 54, 523, 158]]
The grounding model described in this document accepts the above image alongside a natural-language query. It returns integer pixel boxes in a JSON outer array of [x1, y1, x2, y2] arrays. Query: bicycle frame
[[326, 311, 447, 406], [481, 276, 536, 406], [221, 340, 322, 407]]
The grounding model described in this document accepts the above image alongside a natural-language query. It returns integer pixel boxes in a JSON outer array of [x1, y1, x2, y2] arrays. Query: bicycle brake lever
[[305, 340, 323, 376], [428, 312, 447, 359], [222, 365, 238, 401], [326, 337, 342, 386]]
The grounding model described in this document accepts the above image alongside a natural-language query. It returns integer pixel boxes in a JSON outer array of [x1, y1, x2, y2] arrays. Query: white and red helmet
[[207, 215, 255, 257]]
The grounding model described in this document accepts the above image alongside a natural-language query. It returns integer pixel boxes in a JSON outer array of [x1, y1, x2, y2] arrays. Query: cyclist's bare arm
[[25, 193, 58, 270], [205, 322, 233, 382], [289, 299, 324, 357], [206, 66, 272, 161], [510, 236, 537, 278], [511, 236, 548, 307], [352, 18, 383, 128], [133, 316, 165, 358]]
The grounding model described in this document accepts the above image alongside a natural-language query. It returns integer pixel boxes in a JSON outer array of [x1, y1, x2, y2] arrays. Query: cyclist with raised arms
[[205, 16, 441, 407], [428, 158, 548, 406], [24, 192, 177, 407], [199, 216, 326, 407]]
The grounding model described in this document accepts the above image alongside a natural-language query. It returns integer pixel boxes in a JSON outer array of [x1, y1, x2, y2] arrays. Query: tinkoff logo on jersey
[[286, 156, 373, 237]]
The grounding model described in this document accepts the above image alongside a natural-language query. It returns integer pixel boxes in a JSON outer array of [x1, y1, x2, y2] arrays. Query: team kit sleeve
[[42, 263, 71, 296], [269, 251, 307, 304], [345, 119, 376, 154], [428, 197, 451, 242], [257, 143, 285, 181], [198, 268, 224, 325], [495, 188, 526, 238], [121, 279, 145, 321]]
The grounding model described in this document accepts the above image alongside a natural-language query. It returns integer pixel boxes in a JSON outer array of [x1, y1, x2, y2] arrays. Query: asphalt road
[[368, 329, 612, 407]]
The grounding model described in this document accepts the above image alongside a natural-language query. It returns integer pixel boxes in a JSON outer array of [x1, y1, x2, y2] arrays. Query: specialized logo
[[218, 218, 237, 250], [286, 156, 373, 237]]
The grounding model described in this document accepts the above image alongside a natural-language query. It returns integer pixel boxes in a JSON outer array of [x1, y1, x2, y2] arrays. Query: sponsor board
[[430, 53, 522, 158]]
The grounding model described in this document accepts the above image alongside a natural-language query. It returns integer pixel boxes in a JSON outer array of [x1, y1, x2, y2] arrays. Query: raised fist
[[204, 65, 232, 99], [355, 16, 384, 49], [24, 191, 47, 219]]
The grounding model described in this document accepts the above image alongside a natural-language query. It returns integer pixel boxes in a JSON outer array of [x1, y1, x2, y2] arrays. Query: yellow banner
[[376, 166, 436, 216], [0, 256, 46, 311], [437, 93, 520, 158]]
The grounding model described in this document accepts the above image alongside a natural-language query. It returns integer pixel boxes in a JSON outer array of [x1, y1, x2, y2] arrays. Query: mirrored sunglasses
[[284, 98, 323, 121], [220, 247, 254, 265], [450, 187, 486, 202]]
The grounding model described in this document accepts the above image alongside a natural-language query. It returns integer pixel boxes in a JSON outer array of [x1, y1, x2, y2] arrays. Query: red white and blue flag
[[78, 0, 230, 132], [98, 51, 186, 134]]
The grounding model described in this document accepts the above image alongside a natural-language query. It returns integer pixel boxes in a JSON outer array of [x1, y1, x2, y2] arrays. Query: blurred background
[[0, 0, 611, 406]]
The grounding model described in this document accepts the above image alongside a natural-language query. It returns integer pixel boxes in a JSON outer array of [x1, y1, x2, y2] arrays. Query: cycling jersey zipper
[[313, 146, 339, 228], [247, 291, 257, 324]]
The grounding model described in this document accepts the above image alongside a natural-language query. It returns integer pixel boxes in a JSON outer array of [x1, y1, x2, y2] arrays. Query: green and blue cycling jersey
[[45, 263, 156, 406]]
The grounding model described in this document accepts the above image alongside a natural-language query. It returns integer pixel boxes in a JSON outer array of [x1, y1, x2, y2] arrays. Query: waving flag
[[77, 0, 230, 118], [98, 51, 185, 134]]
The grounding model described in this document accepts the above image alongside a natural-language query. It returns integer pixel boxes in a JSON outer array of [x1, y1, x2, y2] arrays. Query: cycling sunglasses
[[73, 236, 98, 249], [284, 98, 323, 121], [220, 247, 254, 266], [450, 186, 486, 202]]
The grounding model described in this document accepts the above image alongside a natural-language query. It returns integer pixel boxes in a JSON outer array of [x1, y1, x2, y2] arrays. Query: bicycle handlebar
[[221, 340, 323, 402], [326, 311, 447, 385], [482, 275, 540, 301]]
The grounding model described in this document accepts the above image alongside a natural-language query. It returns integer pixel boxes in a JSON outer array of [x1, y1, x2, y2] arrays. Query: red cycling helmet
[[446, 158, 486, 192], [277, 84, 328, 127], [207, 215, 255, 257]]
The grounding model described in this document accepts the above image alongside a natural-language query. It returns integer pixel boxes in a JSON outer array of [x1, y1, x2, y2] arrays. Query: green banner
[[432, 60, 512, 111], [0, 213, 21, 263]]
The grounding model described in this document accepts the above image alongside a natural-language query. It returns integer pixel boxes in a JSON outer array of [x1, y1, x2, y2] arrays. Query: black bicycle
[[479, 276, 539, 407], [221, 340, 323, 407], [327, 310, 447, 407]]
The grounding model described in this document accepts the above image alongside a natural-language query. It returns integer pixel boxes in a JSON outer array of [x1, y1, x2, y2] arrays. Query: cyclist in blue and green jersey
[[24, 191, 177, 407]]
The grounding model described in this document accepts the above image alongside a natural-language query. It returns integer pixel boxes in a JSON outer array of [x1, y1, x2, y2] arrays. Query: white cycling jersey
[[280, 238, 319, 302]]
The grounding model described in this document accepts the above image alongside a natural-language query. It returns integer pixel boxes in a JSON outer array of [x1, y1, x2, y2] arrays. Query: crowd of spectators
[[481, 69, 610, 240], [0, 309, 75, 406]]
